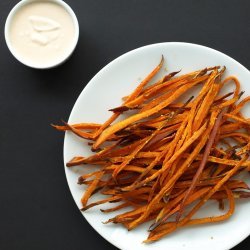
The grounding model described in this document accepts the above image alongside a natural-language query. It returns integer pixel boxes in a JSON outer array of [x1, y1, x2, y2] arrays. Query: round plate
[[64, 42, 250, 250]]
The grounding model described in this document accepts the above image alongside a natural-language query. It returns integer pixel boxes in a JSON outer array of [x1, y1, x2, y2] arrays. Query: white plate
[[64, 42, 250, 250]]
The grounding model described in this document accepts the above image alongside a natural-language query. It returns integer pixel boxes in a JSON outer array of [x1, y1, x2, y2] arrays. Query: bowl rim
[[4, 0, 79, 69]]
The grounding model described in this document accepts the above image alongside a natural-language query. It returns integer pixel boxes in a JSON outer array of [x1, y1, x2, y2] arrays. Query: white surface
[[4, 0, 79, 69], [64, 42, 250, 250]]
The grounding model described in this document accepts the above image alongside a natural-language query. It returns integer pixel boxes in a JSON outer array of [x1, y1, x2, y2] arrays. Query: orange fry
[[54, 59, 250, 243]]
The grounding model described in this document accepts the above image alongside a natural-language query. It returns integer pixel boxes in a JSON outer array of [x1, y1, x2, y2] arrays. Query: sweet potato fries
[[53, 57, 250, 243]]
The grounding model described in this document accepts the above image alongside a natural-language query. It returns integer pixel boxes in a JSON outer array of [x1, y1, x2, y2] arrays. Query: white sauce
[[9, 1, 76, 67]]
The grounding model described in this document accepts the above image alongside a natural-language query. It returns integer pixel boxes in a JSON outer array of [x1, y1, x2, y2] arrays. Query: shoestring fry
[[53, 56, 250, 243]]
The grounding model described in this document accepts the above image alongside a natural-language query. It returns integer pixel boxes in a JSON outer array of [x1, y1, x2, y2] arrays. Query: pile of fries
[[54, 57, 250, 242]]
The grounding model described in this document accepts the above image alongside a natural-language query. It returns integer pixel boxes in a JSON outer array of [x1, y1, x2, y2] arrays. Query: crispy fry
[[93, 80, 203, 149], [224, 113, 250, 125], [52, 122, 101, 131], [81, 171, 104, 207], [145, 186, 234, 243], [177, 110, 224, 221], [92, 56, 164, 141]]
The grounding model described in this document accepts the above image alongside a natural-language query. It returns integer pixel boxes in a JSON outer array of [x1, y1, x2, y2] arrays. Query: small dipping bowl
[[5, 0, 79, 69]]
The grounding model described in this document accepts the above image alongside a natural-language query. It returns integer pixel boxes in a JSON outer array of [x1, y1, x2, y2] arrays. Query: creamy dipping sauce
[[8, 1, 76, 67]]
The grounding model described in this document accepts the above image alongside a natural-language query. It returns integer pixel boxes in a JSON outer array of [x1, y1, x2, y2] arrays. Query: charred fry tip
[[185, 95, 195, 104], [239, 91, 245, 99], [61, 119, 67, 125], [91, 147, 100, 152], [220, 66, 226, 74], [163, 70, 182, 81], [171, 70, 181, 75], [109, 106, 130, 113], [78, 176, 85, 184], [148, 221, 161, 232], [174, 69, 182, 74], [194, 68, 208, 78]]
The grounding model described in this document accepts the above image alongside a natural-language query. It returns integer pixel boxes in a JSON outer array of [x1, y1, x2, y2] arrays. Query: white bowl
[[4, 0, 79, 69], [64, 42, 250, 250]]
